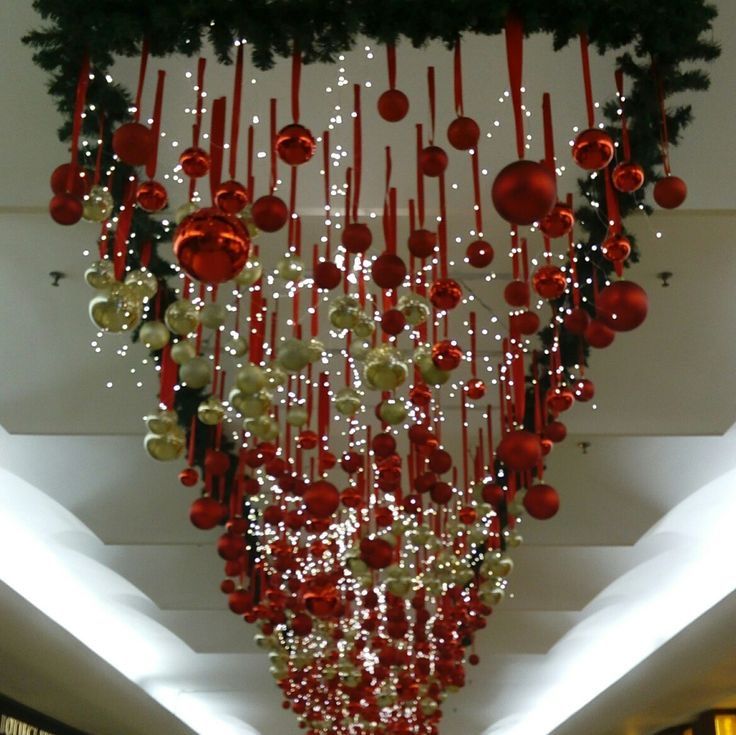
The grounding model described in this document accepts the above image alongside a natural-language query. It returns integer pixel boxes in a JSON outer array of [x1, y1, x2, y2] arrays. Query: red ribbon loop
[[133, 39, 149, 123], [352, 84, 362, 222], [67, 53, 90, 192], [291, 44, 302, 123], [209, 96, 227, 202], [505, 13, 526, 159], [229, 44, 245, 179], [387, 45, 397, 90], [579, 33, 596, 128], [146, 70, 166, 179], [453, 40, 464, 117]]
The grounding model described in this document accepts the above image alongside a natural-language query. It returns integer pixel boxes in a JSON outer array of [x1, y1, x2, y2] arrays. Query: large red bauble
[[372, 432, 396, 457], [189, 496, 227, 530], [428, 449, 452, 474], [585, 319, 615, 348], [464, 378, 486, 400], [301, 576, 339, 617], [179, 146, 210, 178], [314, 260, 341, 290], [564, 307, 590, 335], [291, 612, 313, 636], [571, 128, 615, 171], [491, 160, 556, 225], [540, 201, 575, 238], [372, 252, 407, 289], [409, 383, 432, 408], [523, 483, 560, 520], [612, 161, 645, 193], [49, 193, 82, 225], [173, 207, 250, 284], [482, 482, 505, 507], [419, 145, 449, 177], [50, 164, 91, 197], [228, 589, 253, 615], [407, 229, 437, 258], [304, 480, 340, 518], [544, 420, 567, 443], [136, 180, 168, 212], [497, 430, 542, 471], [381, 309, 406, 335], [447, 116, 480, 150], [430, 481, 453, 504], [276, 123, 317, 166], [653, 175, 687, 209], [429, 278, 462, 310], [602, 233, 631, 263], [574, 377, 595, 402], [179, 467, 199, 486], [215, 179, 249, 214], [297, 430, 319, 450], [466, 239, 494, 268], [511, 310, 540, 335], [251, 195, 288, 232], [217, 531, 245, 560], [341, 451, 363, 474], [342, 222, 373, 253], [596, 280, 648, 332], [504, 280, 530, 307], [360, 537, 394, 569], [431, 340, 463, 371], [377, 89, 409, 122], [112, 122, 154, 166], [546, 387, 574, 413], [532, 265, 567, 300]]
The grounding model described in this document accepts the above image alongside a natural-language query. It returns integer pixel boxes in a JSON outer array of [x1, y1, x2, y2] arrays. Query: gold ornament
[[179, 356, 212, 389], [364, 345, 408, 390], [236, 364, 267, 394], [82, 185, 114, 222], [421, 699, 438, 716], [329, 295, 361, 330], [334, 387, 363, 417], [490, 554, 514, 578], [89, 291, 141, 333], [84, 259, 115, 290], [276, 253, 305, 283], [174, 201, 198, 224], [224, 334, 248, 357], [420, 362, 451, 387], [248, 414, 279, 442], [144, 426, 186, 461], [170, 339, 196, 365], [238, 205, 260, 239], [139, 320, 170, 350], [197, 396, 226, 425], [352, 313, 376, 339], [265, 364, 287, 388], [234, 258, 262, 286], [124, 269, 159, 301], [277, 338, 311, 373], [349, 340, 371, 362], [379, 399, 408, 425], [397, 293, 430, 326], [240, 391, 272, 419], [307, 337, 325, 363], [199, 303, 227, 329], [164, 300, 199, 336], [285, 406, 309, 427], [145, 409, 178, 435]]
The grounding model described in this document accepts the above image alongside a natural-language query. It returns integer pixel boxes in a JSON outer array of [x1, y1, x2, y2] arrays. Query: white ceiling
[[1, 1, 736, 734]]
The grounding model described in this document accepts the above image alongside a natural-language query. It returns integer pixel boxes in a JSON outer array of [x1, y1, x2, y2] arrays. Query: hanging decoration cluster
[[27, 1, 718, 733]]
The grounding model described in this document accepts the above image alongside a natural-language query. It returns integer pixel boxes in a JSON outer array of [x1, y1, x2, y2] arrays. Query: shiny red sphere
[[653, 175, 687, 209], [504, 280, 530, 307], [492, 160, 556, 225], [546, 387, 574, 413], [372, 252, 407, 289], [190, 496, 227, 530], [429, 278, 463, 310], [466, 239, 494, 268], [497, 430, 542, 471], [251, 194, 288, 232], [179, 146, 210, 178], [112, 122, 154, 166], [612, 161, 645, 193], [544, 420, 567, 443], [540, 201, 575, 238], [360, 537, 394, 569], [602, 233, 631, 263], [178, 467, 199, 486], [372, 432, 396, 457], [431, 340, 463, 371], [217, 531, 244, 560], [532, 265, 567, 300], [377, 89, 409, 122], [313, 261, 342, 290], [276, 123, 317, 166], [510, 310, 540, 335], [409, 383, 432, 408], [50, 164, 91, 197], [407, 229, 437, 258], [585, 318, 615, 348], [464, 378, 486, 400], [571, 128, 615, 171], [342, 222, 373, 253], [430, 481, 453, 504], [523, 483, 560, 520], [596, 280, 648, 332], [136, 180, 168, 212], [49, 193, 82, 225], [574, 378, 595, 402], [215, 179, 249, 214], [447, 116, 480, 150], [564, 307, 591, 335], [304, 481, 340, 518], [381, 309, 406, 335], [419, 145, 449, 177]]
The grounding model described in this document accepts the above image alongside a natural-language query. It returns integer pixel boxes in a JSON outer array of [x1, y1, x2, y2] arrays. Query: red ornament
[[304, 480, 340, 518], [504, 280, 530, 307], [602, 233, 631, 263], [313, 261, 341, 290], [228, 589, 253, 615], [431, 340, 463, 371], [596, 280, 648, 332], [546, 387, 574, 413], [179, 146, 210, 178], [291, 612, 313, 637], [464, 378, 486, 400], [112, 122, 155, 166], [377, 89, 409, 122], [612, 161, 645, 193], [419, 146, 449, 178], [341, 487, 364, 509], [220, 579, 236, 593], [372, 253, 407, 290], [585, 319, 615, 349], [49, 193, 82, 226], [276, 123, 317, 166], [372, 432, 396, 457], [564, 307, 591, 335], [265, 457, 287, 477], [571, 128, 615, 171], [381, 309, 406, 335], [360, 537, 394, 569], [136, 180, 168, 212], [653, 175, 687, 209], [429, 278, 462, 310], [574, 378, 595, 402], [173, 207, 250, 284], [510, 310, 540, 336], [466, 239, 494, 268], [409, 383, 432, 408], [251, 194, 288, 232], [523, 483, 560, 520], [340, 451, 363, 474], [50, 164, 90, 197], [297, 430, 319, 450], [532, 265, 567, 300], [205, 449, 231, 477], [218, 532, 245, 560], [497, 430, 542, 471], [447, 116, 480, 150], [342, 222, 373, 253], [179, 467, 199, 486], [215, 180, 249, 214], [482, 482, 505, 507], [428, 449, 452, 474], [539, 202, 575, 238], [491, 160, 556, 225], [430, 481, 453, 504], [407, 229, 437, 258], [301, 576, 339, 617], [189, 496, 227, 530]]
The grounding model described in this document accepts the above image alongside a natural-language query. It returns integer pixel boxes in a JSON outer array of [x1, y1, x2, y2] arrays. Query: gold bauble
[[228, 389, 246, 414], [307, 337, 325, 363], [84, 259, 115, 290], [124, 269, 159, 301], [347, 557, 369, 576], [490, 555, 514, 578], [170, 339, 197, 365], [139, 320, 170, 350], [420, 363, 450, 387], [238, 205, 260, 238], [334, 387, 363, 417], [236, 364, 267, 394], [285, 406, 309, 427], [248, 415, 279, 442], [413, 343, 433, 372], [397, 293, 430, 327], [234, 258, 262, 286], [179, 356, 212, 389], [421, 699, 438, 716], [174, 200, 198, 224], [240, 392, 272, 419], [384, 566, 413, 598], [364, 345, 408, 390], [479, 586, 505, 607], [349, 340, 371, 362], [165, 300, 199, 336], [265, 364, 287, 388], [89, 293, 141, 333], [224, 334, 248, 357], [377, 693, 396, 708], [379, 399, 407, 425], [199, 303, 227, 329], [352, 314, 375, 339], [82, 185, 114, 222], [270, 661, 288, 680], [276, 254, 305, 283], [145, 409, 178, 435], [144, 427, 185, 461], [277, 338, 311, 373], [329, 295, 361, 330], [507, 531, 523, 548], [197, 396, 225, 425]]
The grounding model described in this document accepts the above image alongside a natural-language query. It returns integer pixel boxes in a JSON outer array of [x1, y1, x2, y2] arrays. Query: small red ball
[[492, 160, 556, 225], [341, 487, 364, 509], [564, 307, 591, 335], [504, 280, 530, 307], [297, 430, 319, 450], [215, 179, 249, 214], [372, 252, 407, 289], [571, 128, 615, 171], [408, 229, 437, 258], [173, 207, 251, 284], [539, 202, 575, 238], [179, 467, 199, 486], [314, 261, 342, 290], [596, 280, 648, 332], [179, 146, 210, 178], [574, 378, 595, 402], [360, 537, 394, 569], [419, 146, 449, 178], [276, 123, 317, 166], [205, 449, 231, 477], [136, 180, 168, 212], [228, 589, 253, 615], [510, 310, 540, 336], [429, 278, 463, 310], [342, 222, 373, 253], [372, 432, 396, 457], [50, 164, 91, 197], [612, 161, 645, 193], [544, 420, 567, 443], [447, 116, 480, 150], [251, 194, 288, 232], [377, 89, 409, 122], [381, 309, 406, 335], [304, 480, 340, 518], [112, 122, 154, 166], [585, 319, 615, 348], [532, 265, 567, 300], [602, 233, 631, 263], [409, 383, 432, 408], [465, 378, 486, 400], [340, 451, 363, 474], [220, 579, 236, 593], [523, 483, 560, 520], [430, 481, 453, 504], [653, 175, 687, 209], [49, 193, 82, 225], [482, 482, 505, 507], [497, 430, 542, 471], [546, 387, 574, 413], [190, 496, 227, 530], [466, 239, 494, 268], [431, 340, 463, 371]]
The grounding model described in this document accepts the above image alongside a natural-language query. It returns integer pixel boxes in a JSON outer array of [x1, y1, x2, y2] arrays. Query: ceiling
[[1, 1, 736, 735]]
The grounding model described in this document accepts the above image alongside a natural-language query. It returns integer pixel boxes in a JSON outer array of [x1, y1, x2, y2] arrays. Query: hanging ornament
[[313, 261, 341, 290], [564, 307, 590, 335], [429, 278, 462, 310], [408, 229, 437, 258], [372, 253, 407, 290], [532, 265, 567, 300], [251, 194, 289, 232], [136, 180, 168, 212], [602, 233, 631, 263], [179, 147, 210, 177], [497, 430, 542, 472], [276, 123, 316, 166], [50, 163, 90, 198], [447, 41, 480, 150], [596, 280, 648, 332], [523, 483, 560, 519], [611, 70, 645, 192], [540, 201, 575, 238], [215, 180, 249, 214], [653, 176, 687, 209], [377, 45, 409, 122], [585, 318, 615, 348], [420, 68, 448, 177]]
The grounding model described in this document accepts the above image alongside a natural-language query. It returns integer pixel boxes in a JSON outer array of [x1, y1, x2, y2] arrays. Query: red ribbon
[[158, 345, 177, 410], [453, 40, 464, 117], [269, 98, 277, 192], [604, 165, 622, 232], [654, 69, 672, 175], [615, 69, 632, 161], [66, 53, 90, 193], [229, 44, 245, 180], [438, 173, 448, 279], [145, 70, 166, 180], [415, 124, 426, 227], [387, 45, 398, 90], [189, 58, 206, 201], [470, 311, 477, 378], [344, 166, 353, 226], [470, 149, 483, 234], [113, 182, 136, 281], [352, 84, 362, 222], [133, 39, 149, 124], [317, 372, 330, 474], [291, 44, 302, 123], [93, 110, 105, 186], [504, 14, 526, 159], [322, 129, 331, 253], [542, 92, 557, 180], [209, 96, 227, 202], [427, 67, 437, 144], [579, 33, 596, 128], [246, 124, 255, 199]]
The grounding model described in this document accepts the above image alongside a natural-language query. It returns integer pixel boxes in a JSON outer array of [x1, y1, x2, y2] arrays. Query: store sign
[[0, 695, 88, 735], [0, 714, 56, 735]]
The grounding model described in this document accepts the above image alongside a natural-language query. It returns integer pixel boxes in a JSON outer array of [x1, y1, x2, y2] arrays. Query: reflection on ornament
[[82, 185, 114, 222], [124, 269, 158, 300], [170, 339, 196, 365], [276, 124, 317, 166], [198, 396, 226, 425], [235, 258, 262, 286], [84, 260, 115, 290], [178, 146, 210, 178], [179, 355, 212, 388], [199, 303, 227, 329], [140, 320, 170, 350], [571, 128, 615, 171], [165, 300, 199, 335]]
